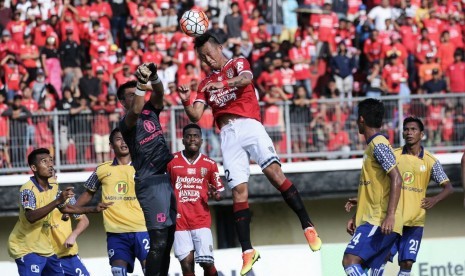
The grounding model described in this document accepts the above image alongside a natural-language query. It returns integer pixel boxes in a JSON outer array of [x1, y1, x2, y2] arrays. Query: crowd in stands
[[0, 0, 464, 169]]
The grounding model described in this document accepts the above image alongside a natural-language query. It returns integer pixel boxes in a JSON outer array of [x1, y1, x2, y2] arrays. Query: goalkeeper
[[117, 63, 176, 276]]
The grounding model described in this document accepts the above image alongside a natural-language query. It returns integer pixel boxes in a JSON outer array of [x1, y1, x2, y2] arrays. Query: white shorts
[[93, 134, 110, 153], [174, 228, 214, 264], [220, 118, 280, 189]]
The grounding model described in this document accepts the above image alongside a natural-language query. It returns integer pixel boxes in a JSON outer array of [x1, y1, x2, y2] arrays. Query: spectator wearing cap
[[381, 52, 408, 95], [263, 0, 284, 37], [421, 68, 447, 94], [416, 28, 437, 65], [1, 54, 28, 103], [2, 94, 32, 167], [250, 19, 271, 45], [0, 0, 12, 31], [79, 64, 101, 102], [367, 0, 394, 31], [30, 68, 46, 103], [31, 16, 56, 48], [40, 36, 62, 97], [437, 31, 456, 72], [19, 33, 40, 84], [446, 49, 465, 93], [224, 2, 243, 42], [210, 17, 227, 44], [60, 28, 82, 91], [156, 3, 178, 35], [6, 9, 26, 45], [419, 52, 441, 85], [0, 29, 19, 59], [90, 0, 113, 30], [91, 45, 113, 84], [330, 42, 357, 103]]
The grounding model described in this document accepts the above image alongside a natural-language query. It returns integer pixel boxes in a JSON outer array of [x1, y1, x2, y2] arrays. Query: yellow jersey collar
[[30, 176, 52, 192], [401, 145, 424, 159]]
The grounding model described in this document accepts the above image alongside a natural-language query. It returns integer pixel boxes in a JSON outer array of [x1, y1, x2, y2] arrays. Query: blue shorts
[[15, 253, 64, 276], [107, 232, 150, 273], [344, 223, 400, 268], [390, 226, 424, 264], [59, 255, 90, 276]]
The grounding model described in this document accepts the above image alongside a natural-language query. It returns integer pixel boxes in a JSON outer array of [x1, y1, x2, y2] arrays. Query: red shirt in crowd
[[0, 40, 19, 58], [0, 100, 9, 138], [327, 130, 350, 151], [32, 24, 56, 48], [167, 151, 224, 231], [382, 62, 408, 94], [19, 44, 39, 68], [6, 20, 26, 45], [446, 62, 465, 92], [311, 12, 339, 43], [3, 64, 27, 91], [289, 46, 311, 80], [416, 39, 437, 64], [145, 33, 170, 52], [90, 1, 113, 30], [142, 50, 163, 65], [398, 25, 419, 54], [382, 42, 408, 61], [364, 38, 383, 62], [422, 18, 443, 45], [437, 42, 456, 71], [91, 102, 115, 135], [196, 58, 261, 124]]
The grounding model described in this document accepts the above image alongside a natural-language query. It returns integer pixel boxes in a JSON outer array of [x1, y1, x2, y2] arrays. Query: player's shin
[[233, 202, 253, 252], [146, 228, 171, 276], [278, 179, 314, 229]]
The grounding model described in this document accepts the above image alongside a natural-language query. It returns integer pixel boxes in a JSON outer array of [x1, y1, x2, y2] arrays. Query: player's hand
[[94, 202, 114, 212], [380, 214, 395, 235], [135, 63, 151, 89], [421, 197, 439, 210], [61, 214, 70, 221], [344, 197, 358, 212], [58, 187, 75, 204], [207, 183, 222, 201], [177, 85, 191, 103], [146, 62, 159, 81], [64, 233, 77, 248], [346, 217, 356, 236], [201, 81, 225, 92]]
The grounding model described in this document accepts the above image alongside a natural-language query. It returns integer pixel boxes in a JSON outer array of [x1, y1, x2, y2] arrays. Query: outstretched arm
[[63, 215, 90, 248], [200, 72, 253, 92], [177, 85, 206, 123], [59, 202, 113, 214], [124, 64, 153, 129]]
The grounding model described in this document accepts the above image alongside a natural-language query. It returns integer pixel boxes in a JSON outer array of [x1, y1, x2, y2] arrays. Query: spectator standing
[[330, 42, 357, 104], [381, 53, 408, 95], [365, 62, 383, 98], [263, 0, 284, 36], [209, 17, 227, 44], [109, 0, 129, 47], [223, 2, 243, 43], [59, 28, 82, 91], [1, 55, 28, 103], [288, 37, 312, 97], [0, 0, 12, 32], [79, 64, 101, 103], [0, 93, 10, 167], [332, 0, 349, 19], [156, 3, 177, 35], [418, 53, 441, 86], [290, 86, 312, 158], [368, 0, 394, 31], [446, 49, 465, 93], [6, 9, 26, 45], [57, 87, 80, 162], [19, 33, 40, 84], [437, 31, 456, 72], [91, 94, 115, 163], [281, 0, 298, 42], [40, 36, 62, 98]]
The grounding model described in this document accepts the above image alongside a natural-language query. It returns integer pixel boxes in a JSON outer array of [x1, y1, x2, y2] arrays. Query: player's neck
[[183, 150, 200, 164], [364, 127, 380, 141], [35, 175, 50, 190], [405, 143, 422, 156], [116, 155, 131, 165]]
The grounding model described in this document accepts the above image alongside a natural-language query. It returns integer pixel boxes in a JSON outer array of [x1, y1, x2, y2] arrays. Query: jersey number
[[409, 239, 419, 254], [225, 169, 233, 183], [75, 268, 85, 276], [351, 233, 362, 246], [143, 238, 150, 252]]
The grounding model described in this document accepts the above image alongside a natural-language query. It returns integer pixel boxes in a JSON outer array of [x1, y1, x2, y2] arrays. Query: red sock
[[183, 273, 195, 276], [204, 265, 218, 276], [233, 201, 249, 212], [278, 178, 293, 193]]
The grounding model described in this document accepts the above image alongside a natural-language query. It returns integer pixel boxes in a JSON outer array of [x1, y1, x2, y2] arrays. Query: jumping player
[[76, 128, 149, 276], [167, 123, 224, 276], [117, 64, 176, 275], [342, 98, 403, 276], [177, 33, 321, 275]]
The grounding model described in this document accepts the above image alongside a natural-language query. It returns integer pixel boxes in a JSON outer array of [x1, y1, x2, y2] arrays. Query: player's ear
[[30, 164, 37, 172]]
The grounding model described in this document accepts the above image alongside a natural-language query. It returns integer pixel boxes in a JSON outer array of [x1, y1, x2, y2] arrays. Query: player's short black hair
[[183, 123, 202, 136], [117, 80, 137, 101], [194, 33, 221, 49], [28, 148, 50, 166], [109, 127, 121, 144], [403, 116, 424, 132], [358, 98, 384, 128]]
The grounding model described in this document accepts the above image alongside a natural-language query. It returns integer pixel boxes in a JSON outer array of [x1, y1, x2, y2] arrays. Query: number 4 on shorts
[[351, 233, 362, 246]]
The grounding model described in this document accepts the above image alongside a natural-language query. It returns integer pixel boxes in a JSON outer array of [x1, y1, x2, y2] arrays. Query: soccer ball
[[179, 9, 209, 37]]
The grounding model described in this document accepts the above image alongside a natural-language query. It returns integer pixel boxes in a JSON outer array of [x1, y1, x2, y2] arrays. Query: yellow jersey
[[8, 177, 60, 259], [356, 133, 403, 234], [394, 146, 449, 227], [84, 159, 146, 233], [50, 196, 81, 258]]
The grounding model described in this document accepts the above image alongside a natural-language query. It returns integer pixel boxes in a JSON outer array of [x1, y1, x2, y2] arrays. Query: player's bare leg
[[398, 260, 414, 276], [232, 183, 260, 275], [262, 162, 322, 251], [179, 251, 195, 276], [200, 262, 218, 276], [342, 254, 367, 276], [111, 259, 129, 276]]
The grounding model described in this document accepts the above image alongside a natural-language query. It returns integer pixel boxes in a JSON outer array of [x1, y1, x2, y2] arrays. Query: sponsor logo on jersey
[[226, 68, 234, 78], [175, 176, 203, 185], [187, 168, 196, 175], [143, 120, 157, 133], [201, 167, 208, 177], [179, 189, 201, 203], [202, 158, 215, 164], [114, 181, 129, 195], [402, 171, 415, 185]]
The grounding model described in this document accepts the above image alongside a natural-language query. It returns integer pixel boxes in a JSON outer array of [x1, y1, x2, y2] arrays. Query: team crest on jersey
[[143, 120, 157, 133], [419, 165, 426, 172], [201, 167, 208, 177], [402, 171, 415, 185], [226, 68, 234, 79], [188, 168, 196, 175], [114, 181, 129, 195]]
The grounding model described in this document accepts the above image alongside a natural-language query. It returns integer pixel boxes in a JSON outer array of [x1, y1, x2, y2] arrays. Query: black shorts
[[135, 174, 177, 230]]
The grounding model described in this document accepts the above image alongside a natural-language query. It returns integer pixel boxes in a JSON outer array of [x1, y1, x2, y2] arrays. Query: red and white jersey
[[167, 152, 224, 231], [195, 58, 261, 123]]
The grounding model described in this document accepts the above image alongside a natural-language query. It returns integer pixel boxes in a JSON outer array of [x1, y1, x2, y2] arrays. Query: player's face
[[197, 42, 222, 70], [31, 154, 54, 178], [403, 122, 423, 146], [110, 132, 129, 156], [121, 87, 136, 110], [356, 116, 365, 134], [182, 128, 202, 153]]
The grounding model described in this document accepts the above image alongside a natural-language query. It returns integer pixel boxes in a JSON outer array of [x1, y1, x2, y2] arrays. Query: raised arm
[[124, 64, 153, 129], [147, 63, 164, 110], [25, 187, 74, 224], [177, 85, 206, 123]]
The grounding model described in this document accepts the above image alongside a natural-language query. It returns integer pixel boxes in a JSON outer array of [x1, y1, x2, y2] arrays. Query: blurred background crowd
[[0, 0, 464, 170]]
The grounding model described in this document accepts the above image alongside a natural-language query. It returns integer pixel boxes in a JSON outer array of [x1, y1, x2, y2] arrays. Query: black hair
[[28, 148, 50, 166], [194, 33, 221, 49], [109, 128, 121, 144], [117, 80, 137, 101], [183, 123, 202, 136], [403, 116, 424, 132], [231, 2, 239, 8], [358, 98, 384, 128]]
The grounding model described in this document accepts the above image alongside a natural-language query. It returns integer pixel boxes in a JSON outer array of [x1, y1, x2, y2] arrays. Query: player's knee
[[342, 253, 360, 267], [111, 266, 128, 276], [232, 184, 248, 201], [149, 228, 169, 251]]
